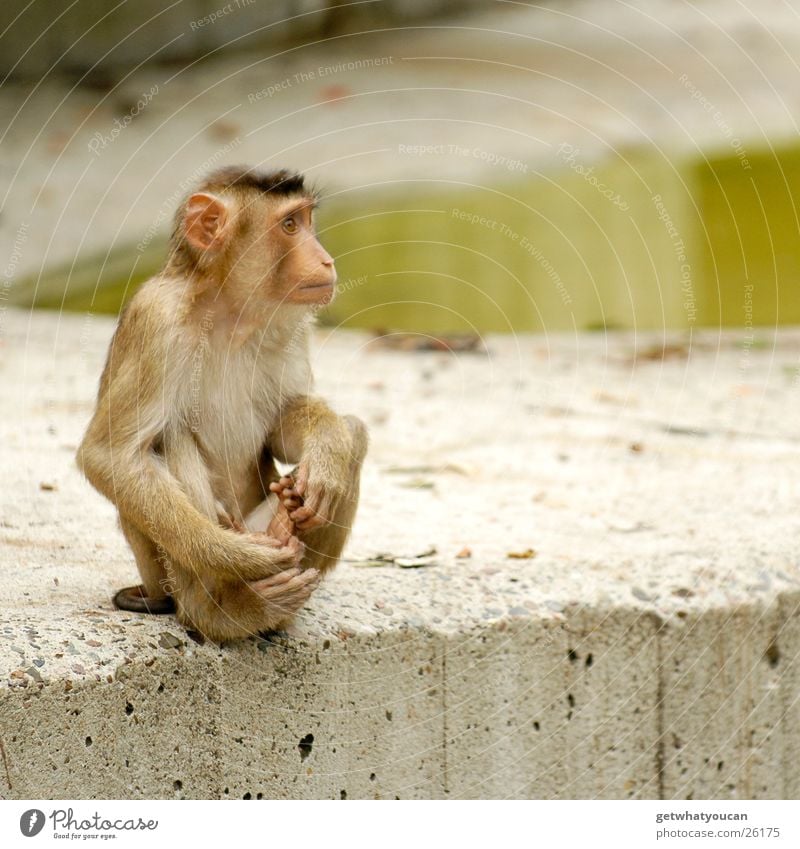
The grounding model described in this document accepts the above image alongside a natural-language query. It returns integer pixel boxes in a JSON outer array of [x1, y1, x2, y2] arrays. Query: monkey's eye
[[282, 216, 299, 234]]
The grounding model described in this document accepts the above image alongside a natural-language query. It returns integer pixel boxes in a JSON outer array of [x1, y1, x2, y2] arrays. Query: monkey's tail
[[113, 585, 175, 615]]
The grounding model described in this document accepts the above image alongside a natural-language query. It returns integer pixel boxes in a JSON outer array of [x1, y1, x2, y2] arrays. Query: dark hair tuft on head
[[201, 165, 308, 197]]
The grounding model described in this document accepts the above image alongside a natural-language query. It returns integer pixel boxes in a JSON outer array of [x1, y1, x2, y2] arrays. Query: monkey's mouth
[[299, 282, 334, 291]]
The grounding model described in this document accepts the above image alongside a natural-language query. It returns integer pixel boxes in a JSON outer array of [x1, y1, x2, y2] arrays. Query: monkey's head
[[171, 166, 337, 307]]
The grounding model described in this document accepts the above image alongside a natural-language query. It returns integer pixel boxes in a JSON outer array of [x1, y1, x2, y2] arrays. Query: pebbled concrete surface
[[1, 308, 800, 799]]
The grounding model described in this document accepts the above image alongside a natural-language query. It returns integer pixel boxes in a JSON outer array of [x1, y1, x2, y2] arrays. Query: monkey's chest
[[187, 380, 278, 474], [182, 354, 305, 473]]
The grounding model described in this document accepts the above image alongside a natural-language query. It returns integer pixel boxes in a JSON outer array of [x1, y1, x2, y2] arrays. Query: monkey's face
[[265, 198, 337, 306]]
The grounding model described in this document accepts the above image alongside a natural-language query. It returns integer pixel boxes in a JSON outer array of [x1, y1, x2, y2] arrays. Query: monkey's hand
[[269, 401, 366, 535], [248, 567, 321, 624], [247, 532, 306, 567]]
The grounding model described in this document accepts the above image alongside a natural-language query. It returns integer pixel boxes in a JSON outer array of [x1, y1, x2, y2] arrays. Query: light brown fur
[[77, 166, 368, 641]]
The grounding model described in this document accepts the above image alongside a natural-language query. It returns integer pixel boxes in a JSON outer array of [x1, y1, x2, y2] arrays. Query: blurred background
[[2, 0, 799, 333]]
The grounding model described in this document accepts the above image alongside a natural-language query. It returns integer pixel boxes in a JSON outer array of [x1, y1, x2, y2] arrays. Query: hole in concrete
[[125, 702, 134, 716], [85, 736, 93, 747], [243, 792, 252, 800], [157, 683, 165, 693], [385, 710, 393, 721], [567, 693, 575, 707], [370, 773, 376, 782], [765, 641, 781, 668], [340, 790, 347, 799], [567, 649, 578, 663], [223, 788, 229, 795], [717, 761, 724, 772], [533, 721, 540, 731], [323, 640, 331, 650], [173, 780, 182, 791], [298, 734, 314, 761], [585, 653, 593, 668], [256, 793, 263, 800]]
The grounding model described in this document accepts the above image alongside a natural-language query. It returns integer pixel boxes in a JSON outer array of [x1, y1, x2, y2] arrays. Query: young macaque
[[76, 166, 368, 641]]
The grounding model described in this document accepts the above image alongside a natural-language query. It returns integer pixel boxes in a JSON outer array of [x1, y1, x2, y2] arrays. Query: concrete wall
[[1, 309, 799, 799]]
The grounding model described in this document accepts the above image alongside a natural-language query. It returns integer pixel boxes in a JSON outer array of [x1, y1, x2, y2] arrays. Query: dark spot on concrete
[[125, 702, 134, 715], [340, 790, 347, 799], [369, 773, 376, 781], [385, 710, 392, 721], [585, 653, 593, 668], [243, 792, 252, 799], [85, 736, 92, 747], [323, 640, 331, 650], [717, 761, 724, 772], [567, 649, 578, 663], [298, 733, 314, 761], [256, 793, 263, 799], [157, 683, 165, 693], [173, 780, 182, 791], [533, 721, 540, 731], [567, 693, 575, 707], [765, 641, 781, 667]]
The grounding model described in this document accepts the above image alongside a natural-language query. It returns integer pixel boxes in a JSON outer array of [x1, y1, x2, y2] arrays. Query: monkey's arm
[[77, 304, 300, 581], [269, 396, 367, 532]]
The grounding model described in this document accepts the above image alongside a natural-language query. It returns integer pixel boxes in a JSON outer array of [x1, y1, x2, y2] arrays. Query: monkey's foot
[[269, 474, 304, 512], [247, 567, 321, 621], [266, 499, 296, 545], [113, 584, 176, 615], [267, 475, 305, 542]]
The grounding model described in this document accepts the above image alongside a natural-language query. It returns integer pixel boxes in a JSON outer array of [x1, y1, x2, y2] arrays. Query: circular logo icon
[[20, 810, 45, 837]]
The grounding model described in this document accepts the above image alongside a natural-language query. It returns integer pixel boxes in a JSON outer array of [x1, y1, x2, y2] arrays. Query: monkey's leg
[[294, 415, 368, 574], [115, 518, 176, 614], [172, 562, 319, 641]]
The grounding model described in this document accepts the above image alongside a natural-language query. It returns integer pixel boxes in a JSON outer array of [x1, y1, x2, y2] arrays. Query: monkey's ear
[[184, 192, 231, 251]]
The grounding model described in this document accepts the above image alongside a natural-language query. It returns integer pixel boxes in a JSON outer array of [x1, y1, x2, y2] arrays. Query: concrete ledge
[[1, 308, 799, 799]]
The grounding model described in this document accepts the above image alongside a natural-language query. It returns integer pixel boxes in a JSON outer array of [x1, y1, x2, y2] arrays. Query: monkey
[[76, 166, 368, 642]]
